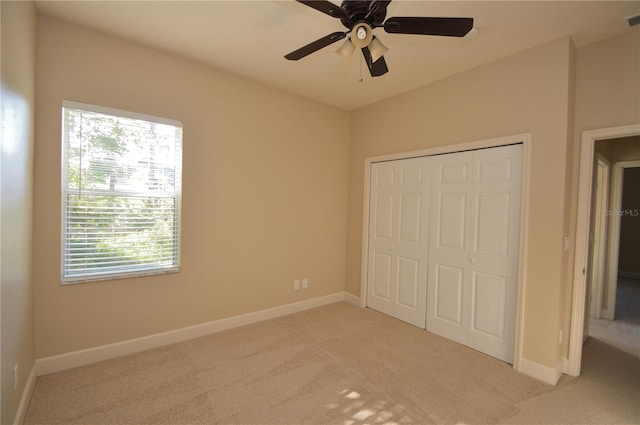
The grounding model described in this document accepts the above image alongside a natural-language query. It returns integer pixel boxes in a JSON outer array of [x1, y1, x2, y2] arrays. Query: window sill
[[61, 266, 180, 285]]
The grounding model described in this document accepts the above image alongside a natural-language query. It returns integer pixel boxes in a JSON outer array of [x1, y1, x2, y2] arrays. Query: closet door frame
[[360, 133, 532, 373]]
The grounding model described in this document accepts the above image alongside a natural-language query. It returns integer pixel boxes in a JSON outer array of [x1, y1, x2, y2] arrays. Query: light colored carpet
[[589, 318, 640, 358], [589, 277, 640, 358], [24, 302, 640, 424], [503, 337, 640, 424]]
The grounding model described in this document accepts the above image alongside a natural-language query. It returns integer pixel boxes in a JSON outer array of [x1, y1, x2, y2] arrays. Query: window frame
[[60, 100, 183, 284]]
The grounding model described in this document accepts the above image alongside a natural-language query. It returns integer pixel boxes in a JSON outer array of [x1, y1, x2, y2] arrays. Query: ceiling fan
[[285, 0, 474, 77]]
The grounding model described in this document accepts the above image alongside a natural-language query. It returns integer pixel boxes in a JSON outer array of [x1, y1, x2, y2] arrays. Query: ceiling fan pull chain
[[358, 53, 364, 83]]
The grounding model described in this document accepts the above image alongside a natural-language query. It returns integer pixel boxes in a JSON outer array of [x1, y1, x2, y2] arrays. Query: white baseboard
[[344, 292, 361, 306], [13, 362, 37, 425], [37, 292, 348, 376], [562, 356, 570, 375], [518, 357, 563, 385]]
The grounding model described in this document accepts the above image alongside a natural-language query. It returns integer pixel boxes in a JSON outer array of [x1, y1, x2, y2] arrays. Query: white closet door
[[427, 145, 522, 363], [466, 145, 522, 362], [425, 151, 474, 345], [367, 157, 430, 327]]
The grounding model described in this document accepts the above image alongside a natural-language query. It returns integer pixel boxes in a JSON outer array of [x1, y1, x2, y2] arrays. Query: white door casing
[[367, 157, 430, 327], [589, 155, 610, 319]]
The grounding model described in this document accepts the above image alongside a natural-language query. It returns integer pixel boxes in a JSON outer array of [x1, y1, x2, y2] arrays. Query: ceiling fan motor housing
[[340, 0, 389, 28]]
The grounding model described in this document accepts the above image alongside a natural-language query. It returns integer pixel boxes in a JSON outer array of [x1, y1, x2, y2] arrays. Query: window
[[61, 101, 182, 283]]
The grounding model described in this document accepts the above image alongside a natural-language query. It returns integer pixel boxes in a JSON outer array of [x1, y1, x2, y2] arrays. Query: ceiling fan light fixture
[[336, 38, 356, 58], [369, 36, 388, 62], [350, 22, 373, 48]]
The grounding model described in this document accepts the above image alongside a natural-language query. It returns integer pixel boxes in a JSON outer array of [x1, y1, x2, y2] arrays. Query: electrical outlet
[[302, 279, 308, 289], [13, 364, 18, 390], [294, 280, 300, 290]]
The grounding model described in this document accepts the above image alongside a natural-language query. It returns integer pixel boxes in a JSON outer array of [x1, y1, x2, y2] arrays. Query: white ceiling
[[35, 1, 640, 110]]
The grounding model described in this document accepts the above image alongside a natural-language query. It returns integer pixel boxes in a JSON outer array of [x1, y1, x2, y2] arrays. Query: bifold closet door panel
[[367, 157, 430, 328], [426, 145, 522, 363], [466, 144, 522, 363], [426, 151, 474, 345]]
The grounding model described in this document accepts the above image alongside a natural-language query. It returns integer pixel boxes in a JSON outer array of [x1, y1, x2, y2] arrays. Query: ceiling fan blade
[[362, 47, 388, 77], [285, 31, 347, 61], [384, 17, 473, 37], [296, 0, 347, 20]]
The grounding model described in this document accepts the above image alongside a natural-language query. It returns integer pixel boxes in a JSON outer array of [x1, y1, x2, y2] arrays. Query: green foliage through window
[[62, 102, 182, 282]]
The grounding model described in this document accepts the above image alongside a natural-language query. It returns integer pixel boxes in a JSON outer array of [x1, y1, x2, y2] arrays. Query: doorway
[[588, 160, 640, 356], [568, 125, 640, 377]]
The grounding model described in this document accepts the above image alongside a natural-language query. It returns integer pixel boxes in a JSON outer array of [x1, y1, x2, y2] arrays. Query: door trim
[[567, 124, 640, 377], [360, 133, 531, 371], [589, 154, 610, 320]]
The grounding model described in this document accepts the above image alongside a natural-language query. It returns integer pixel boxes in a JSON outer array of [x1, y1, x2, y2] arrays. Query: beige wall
[[33, 16, 350, 358], [573, 29, 640, 135], [611, 136, 640, 162], [347, 37, 575, 368], [1, 1, 37, 423], [563, 29, 640, 356], [558, 39, 577, 363]]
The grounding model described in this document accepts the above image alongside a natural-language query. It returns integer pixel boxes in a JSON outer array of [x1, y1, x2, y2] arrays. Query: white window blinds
[[61, 101, 182, 283]]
